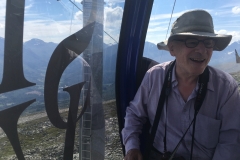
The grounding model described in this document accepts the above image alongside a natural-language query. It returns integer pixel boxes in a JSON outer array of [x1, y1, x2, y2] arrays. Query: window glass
[[144, 0, 240, 89], [0, 0, 124, 159]]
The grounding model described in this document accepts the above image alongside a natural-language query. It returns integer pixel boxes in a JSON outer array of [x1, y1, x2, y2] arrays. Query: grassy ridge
[[0, 101, 122, 159], [0, 112, 69, 159], [0, 70, 239, 159], [230, 71, 240, 91]]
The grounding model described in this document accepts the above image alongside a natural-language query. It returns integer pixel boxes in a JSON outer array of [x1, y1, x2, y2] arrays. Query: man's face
[[168, 36, 213, 78]]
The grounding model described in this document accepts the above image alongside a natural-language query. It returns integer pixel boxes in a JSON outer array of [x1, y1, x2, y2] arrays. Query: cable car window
[[143, 0, 240, 90], [0, 0, 124, 159]]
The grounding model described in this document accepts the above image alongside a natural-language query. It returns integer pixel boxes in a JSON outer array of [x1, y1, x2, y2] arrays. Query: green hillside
[[230, 71, 240, 91]]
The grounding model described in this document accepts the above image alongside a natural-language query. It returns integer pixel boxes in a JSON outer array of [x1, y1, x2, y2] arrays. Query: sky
[[0, 0, 240, 45], [147, 0, 240, 45]]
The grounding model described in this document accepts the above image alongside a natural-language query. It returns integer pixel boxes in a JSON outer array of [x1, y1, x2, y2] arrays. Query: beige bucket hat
[[157, 9, 232, 51]]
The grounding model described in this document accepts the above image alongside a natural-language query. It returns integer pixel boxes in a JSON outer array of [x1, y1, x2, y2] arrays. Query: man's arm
[[121, 71, 151, 154], [212, 83, 240, 159], [124, 149, 143, 160]]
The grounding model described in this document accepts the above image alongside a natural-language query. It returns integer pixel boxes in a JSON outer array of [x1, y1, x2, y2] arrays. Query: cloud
[[215, 29, 240, 44], [0, 23, 4, 29], [23, 19, 83, 43], [149, 21, 169, 27], [71, 4, 123, 44], [146, 33, 166, 45], [0, 1, 6, 38], [103, 5, 123, 44], [214, 10, 232, 16], [146, 11, 186, 44], [23, 5, 121, 44], [105, 0, 125, 5], [0, 2, 6, 18], [232, 6, 240, 14], [150, 10, 186, 21], [147, 20, 169, 35], [220, 2, 240, 9], [214, 6, 240, 17], [104, 6, 123, 26], [147, 26, 167, 33], [106, 0, 125, 2], [150, 13, 173, 21], [104, 0, 125, 9], [21, 6, 123, 43], [74, 11, 83, 20], [0, 1, 123, 44], [0, 1, 6, 8], [25, 4, 33, 10]]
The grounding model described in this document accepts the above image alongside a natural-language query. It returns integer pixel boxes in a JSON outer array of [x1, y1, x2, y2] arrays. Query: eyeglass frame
[[172, 38, 217, 48]]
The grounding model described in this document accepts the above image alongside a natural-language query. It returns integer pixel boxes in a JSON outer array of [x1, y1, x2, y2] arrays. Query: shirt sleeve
[[212, 81, 240, 160], [121, 70, 151, 154]]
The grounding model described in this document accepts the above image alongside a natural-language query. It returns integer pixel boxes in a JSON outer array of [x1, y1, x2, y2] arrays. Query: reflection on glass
[[0, 0, 124, 159]]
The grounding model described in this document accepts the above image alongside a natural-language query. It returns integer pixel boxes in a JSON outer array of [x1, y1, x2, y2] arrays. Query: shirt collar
[[171, 65, 214, 92], [171, 64, 178, 88], [207, 67, 214, 92]]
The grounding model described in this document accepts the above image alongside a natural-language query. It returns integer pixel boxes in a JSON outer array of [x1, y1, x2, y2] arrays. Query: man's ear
[[168, 42, 175, 56]]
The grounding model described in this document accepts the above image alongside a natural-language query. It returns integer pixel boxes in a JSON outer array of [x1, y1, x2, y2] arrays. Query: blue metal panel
[[115, 0, 154, 155]]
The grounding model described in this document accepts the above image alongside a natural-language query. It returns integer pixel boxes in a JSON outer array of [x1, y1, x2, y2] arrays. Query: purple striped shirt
[[122, 61, 240, 160]]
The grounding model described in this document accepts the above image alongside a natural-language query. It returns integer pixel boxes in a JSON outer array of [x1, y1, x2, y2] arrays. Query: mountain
[[0, 37, 239, 113], [103, 44, 118, 84], [0, 37, 240, 83], [143, 41, 240, 73], [23, 38, 57, 65], [22, 39, 58, 83], [0, 38, 85, 113], [143, 41, 174, 63], [1, 37, 240, 84], [205, 41, 240, 72], [224, 41, 240, 52], [103, 43, 110, 49], [101, 41, 240, 86], [210, 41, 240, 64]]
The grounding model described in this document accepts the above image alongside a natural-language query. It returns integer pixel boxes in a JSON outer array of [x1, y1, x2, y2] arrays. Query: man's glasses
[[173, 38, 216, 48]]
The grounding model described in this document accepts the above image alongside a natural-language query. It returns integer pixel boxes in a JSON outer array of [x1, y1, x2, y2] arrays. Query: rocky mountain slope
[[0, 100, 123, 160]]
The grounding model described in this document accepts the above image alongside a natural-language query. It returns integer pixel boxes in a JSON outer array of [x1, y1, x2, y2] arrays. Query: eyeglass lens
[[185, 39, 215, 48]]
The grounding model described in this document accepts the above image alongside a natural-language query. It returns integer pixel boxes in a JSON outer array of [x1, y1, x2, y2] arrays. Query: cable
[[69, 0, 75, 34], [159, 0, 176, 63], [69, 0, 83, 12], [104, 30, 118, 44], [68, 0, 118, 44], [165, 0, 176, 40]]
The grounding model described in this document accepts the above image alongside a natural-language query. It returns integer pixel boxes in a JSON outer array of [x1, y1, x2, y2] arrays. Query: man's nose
[[195, 41, 207, 52]]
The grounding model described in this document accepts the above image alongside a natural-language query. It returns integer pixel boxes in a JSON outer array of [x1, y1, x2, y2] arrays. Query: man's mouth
[[190, 58, 205, 63]]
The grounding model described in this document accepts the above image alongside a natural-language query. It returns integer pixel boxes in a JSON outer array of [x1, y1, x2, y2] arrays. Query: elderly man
[[122, 9, 240, 160]]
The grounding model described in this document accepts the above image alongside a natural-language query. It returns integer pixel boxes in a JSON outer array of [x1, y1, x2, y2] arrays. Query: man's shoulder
[[148, 61, 172, 73], [208, 66, 237, 85], [142, 61, 172, 83]]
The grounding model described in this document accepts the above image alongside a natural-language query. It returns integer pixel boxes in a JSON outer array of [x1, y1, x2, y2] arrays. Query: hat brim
[[157, 32, 232, 51]]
